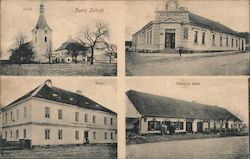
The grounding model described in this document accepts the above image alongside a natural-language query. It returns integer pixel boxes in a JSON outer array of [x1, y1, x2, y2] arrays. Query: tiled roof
[[33, 14, 52, 30], [126, 90, 241, 121], [55, 38, 89, 51], [3, 82, 116, 115], [188, 12, 239, 36]]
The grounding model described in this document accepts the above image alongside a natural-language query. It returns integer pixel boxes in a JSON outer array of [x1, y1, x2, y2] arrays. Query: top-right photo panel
[[125, 0, 249, 76]]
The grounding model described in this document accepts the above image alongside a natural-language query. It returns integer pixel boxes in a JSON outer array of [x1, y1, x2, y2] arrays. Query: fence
[[1, 139, 31, 150]]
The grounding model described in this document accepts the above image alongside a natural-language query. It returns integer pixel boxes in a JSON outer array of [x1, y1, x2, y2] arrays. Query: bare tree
[[216, 109, 234, 134], [104, 42, 117, 63], [79, 22, 109, 65]]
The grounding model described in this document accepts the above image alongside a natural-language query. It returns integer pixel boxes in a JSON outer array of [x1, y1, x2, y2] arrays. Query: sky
[[126, 0, 249, 40], [0, 0, 125, 59], [0, 77, 118, 113], [126, 77, 249, 125]]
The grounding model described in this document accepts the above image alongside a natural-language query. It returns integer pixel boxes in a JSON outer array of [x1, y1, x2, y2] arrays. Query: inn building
[[126, 90, 242, 135], [132, 0, 246, 53], [1, 80, 117, 146]]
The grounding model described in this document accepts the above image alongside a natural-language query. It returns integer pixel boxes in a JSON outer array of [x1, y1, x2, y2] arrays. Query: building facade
[[132, 0, 246, 53], [126, 90, 242, 135], [1, 80, 117, 146], [31, 0, 52, 63]]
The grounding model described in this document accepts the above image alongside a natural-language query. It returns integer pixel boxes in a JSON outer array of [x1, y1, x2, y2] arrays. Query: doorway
[[186, 122, 193, 133], [197, 122, 203, 133], [84, 131, 89, 144], [165, 29, 175, 49]]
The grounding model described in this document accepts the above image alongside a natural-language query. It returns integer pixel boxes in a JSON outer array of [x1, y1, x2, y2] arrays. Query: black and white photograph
[[126, 78, 249, 159], [125, 0, 249, 76], [0, 0, 123, 76], [0, 77, 117, 159]]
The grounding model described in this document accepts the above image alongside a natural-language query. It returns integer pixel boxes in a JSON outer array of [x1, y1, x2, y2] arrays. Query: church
[[132, 0, 246, 53], [31, 0, 53, 63]]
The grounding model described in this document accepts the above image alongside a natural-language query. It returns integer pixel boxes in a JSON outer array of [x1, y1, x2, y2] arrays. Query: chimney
[[45, 79, 52, 87], [76, 90, 82, 95]]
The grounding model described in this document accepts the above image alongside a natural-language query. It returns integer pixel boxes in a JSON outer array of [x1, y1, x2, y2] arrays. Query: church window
[[184, 28, 188, 39], [202, 32, 205, 44], [194, 31, 198, 44], [45, 30, 47, 34], [45, 36, 47, 42], [35, 37, 37, 43], [35, 31, 37, 34]]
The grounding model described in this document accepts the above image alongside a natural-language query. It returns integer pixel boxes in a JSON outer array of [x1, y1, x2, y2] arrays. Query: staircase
[[161, 48, 178, 54]]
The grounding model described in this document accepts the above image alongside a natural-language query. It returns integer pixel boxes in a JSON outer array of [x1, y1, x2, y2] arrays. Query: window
[[5, 131, 7, 139], [202, 32, 205, 44], [93, 115, 96, 124], [232, 38, 234, 47], [104, 117, 107, 125], [23, 129, 26, 139], [220, 36, 222, 47], [5, 113, 7, 123], [226, 37, 229, 47], [149, 30, 152, 44], [236, 39, 238, 47], [212, 35, 215, 46], [58, 109, 63, 120], [16, 130, 19, 139], [10, 131, 12, 139], [75, 112, 79, 122], [173, 122, 184, 130], [84, 114, 88, 122], [214, 123, 216, 129], [184, 28, 188, 39], [24, 107, 27, 118], [148, 121, 161, 131], [45, 30, 47, 34], [104, 132, 107, 140], [45, 107, 50, 118], [58, 130, 63, 140], [11, 111, 13, 121], [194, 31, 198, 44], [93, 131, 96, 140], [110, 118, 113, 125], [75, 131, 79, 140], [45, 36, 47, 42], [45, 129, 50, 139], [35, 37, 37, 43], [16, 109, 19, 120], [111, 132, 113, 140]]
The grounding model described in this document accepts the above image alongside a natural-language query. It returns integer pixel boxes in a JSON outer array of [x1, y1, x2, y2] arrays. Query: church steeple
[[33, 0, 51, 30]]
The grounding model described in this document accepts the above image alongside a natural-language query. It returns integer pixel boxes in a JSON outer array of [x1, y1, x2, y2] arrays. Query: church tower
[[32, 0, 52, 63]]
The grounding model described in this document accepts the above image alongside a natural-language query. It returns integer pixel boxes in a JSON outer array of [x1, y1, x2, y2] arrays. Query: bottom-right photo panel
[[126, 78, 249, 159]]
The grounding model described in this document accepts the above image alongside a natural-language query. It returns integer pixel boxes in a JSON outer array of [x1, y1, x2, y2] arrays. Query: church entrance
[[165, 29, 175, 49]]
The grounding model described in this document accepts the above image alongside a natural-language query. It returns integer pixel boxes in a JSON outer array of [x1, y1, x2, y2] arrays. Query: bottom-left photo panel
[[0, 77, 118, 159]]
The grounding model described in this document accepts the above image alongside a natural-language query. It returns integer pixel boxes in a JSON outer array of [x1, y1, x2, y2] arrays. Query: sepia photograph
[[125, 0, 249, 76], [0, 77, 117, 159], [126, 78, 249, 159], [0, 0, 123, 76]]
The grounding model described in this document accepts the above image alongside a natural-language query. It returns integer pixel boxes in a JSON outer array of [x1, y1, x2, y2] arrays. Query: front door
[[197, 122, 203, 133], [186, 122, 193, 133], [165, 29, 175, 49]]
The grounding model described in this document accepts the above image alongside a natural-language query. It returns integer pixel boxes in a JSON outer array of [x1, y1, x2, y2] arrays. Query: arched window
[[45, 36, 47, 42]]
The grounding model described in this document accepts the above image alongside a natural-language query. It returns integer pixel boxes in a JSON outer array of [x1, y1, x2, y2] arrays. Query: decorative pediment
[[160, 17, 181, 23]]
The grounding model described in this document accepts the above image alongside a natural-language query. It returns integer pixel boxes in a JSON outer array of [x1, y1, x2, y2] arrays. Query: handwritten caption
[[75, 8, 104, 13], [176, 82, 200, 86]]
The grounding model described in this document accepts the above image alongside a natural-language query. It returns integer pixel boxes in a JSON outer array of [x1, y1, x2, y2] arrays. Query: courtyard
[[0, 62, 117, 76], [126, 51, 249, 76], [127, 136, 249, 159]]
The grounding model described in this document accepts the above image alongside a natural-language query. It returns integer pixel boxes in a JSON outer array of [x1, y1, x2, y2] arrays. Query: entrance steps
[[161, 48, 178, 54]]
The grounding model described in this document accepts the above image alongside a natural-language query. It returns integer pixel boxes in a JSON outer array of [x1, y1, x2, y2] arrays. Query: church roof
[[2, 80, 116, 115], [126, 90, 241, 122]]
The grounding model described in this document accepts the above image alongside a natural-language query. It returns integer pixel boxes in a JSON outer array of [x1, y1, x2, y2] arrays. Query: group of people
[[161, 123, 176, 135]]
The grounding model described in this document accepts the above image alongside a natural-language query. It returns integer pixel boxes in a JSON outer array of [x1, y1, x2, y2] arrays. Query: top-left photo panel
[[0, 0, 124, 76]]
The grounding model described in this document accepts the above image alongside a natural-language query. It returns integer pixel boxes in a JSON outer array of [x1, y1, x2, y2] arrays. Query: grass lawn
[[0, 62, 117, 76], [1, 144, 117, 159]]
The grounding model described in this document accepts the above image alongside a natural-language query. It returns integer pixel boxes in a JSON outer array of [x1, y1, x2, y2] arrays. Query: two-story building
[[126, 90, 242, 135], [132, 0, 246, 53], [1, 80, 117, 146]]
